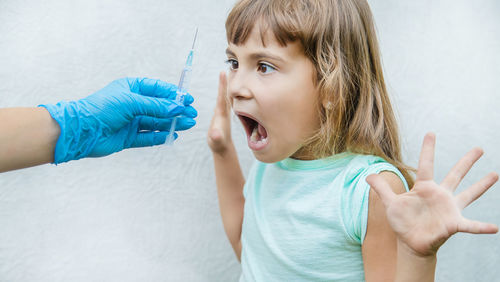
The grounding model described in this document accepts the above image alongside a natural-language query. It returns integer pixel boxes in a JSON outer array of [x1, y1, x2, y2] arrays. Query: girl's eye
[[225, 59, 239, 70], [257, 63, 276, 74]]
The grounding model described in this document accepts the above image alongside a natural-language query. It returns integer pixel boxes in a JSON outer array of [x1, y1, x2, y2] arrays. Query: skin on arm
[[207, 72, 246, 259], [362, 171, 407, 282], [0, 107, 59, 172]]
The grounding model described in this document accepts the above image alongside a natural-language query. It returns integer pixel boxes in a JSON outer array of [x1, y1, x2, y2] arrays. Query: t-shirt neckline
[[276, 151, 354, 171]]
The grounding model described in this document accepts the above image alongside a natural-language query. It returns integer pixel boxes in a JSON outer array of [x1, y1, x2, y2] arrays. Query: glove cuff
[[39, 101, 100, 164]]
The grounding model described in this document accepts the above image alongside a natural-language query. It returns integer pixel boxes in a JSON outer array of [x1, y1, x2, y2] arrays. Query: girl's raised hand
[[207, 72, 233, 155], [366, 133, 498, 257]]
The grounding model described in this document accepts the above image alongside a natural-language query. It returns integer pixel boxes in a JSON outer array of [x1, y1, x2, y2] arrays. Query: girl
[[207, 0, 498, 281]]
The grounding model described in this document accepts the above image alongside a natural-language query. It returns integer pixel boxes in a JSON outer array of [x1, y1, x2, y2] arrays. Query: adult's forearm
[[0, 107, 60, 172], [395, 241, 437, 282]]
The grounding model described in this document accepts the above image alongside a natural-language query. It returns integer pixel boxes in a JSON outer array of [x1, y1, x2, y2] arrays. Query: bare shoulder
[[366, 171, 406, 222], [377, 171, 406, 195], [366, 170, 406, 224]]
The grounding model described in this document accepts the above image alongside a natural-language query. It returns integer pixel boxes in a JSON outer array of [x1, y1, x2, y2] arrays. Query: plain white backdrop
[[0, 0, 498, 281]]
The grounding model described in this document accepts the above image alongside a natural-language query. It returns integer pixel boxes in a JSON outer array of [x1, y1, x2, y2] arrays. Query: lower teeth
[[250, 125, 267, 145], [250, 126, 259, 142]]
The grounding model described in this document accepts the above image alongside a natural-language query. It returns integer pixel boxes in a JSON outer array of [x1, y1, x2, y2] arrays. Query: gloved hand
[[40, 77, 197, 164]]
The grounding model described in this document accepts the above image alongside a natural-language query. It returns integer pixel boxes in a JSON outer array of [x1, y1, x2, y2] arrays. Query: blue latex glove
[[40, 77, 197, 164]]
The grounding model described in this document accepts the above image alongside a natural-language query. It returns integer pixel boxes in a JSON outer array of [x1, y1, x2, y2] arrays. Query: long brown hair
[[226, 0, 414, 187]]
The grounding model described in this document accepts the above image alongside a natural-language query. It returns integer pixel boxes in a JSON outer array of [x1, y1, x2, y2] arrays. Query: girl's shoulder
[[339, 154, 408, 244], [343, 154, 402, 182], [340, 153, 409, 199]]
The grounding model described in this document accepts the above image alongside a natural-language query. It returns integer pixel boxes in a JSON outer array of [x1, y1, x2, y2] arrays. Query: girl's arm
[[207, 72, 246, 259], [362, 171, 406, 281], [0, 107, 60, 172], [366, 133, 498, 282]]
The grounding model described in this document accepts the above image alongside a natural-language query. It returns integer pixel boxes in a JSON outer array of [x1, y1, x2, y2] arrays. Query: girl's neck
[[290, 146, 317, 160]]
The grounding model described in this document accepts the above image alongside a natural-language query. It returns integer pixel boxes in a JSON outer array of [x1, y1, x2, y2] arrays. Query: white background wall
[[0, 0, 498, 281]]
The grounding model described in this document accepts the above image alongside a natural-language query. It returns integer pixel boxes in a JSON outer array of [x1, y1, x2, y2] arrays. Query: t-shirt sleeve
[[341, 158, 409, 245]]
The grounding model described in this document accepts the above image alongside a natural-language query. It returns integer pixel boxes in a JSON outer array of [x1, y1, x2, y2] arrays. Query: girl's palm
[[367, 133, 498, 257]]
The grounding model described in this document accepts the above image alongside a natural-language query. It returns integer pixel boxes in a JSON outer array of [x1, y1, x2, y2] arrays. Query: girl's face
[[226, 24, 321, 163]]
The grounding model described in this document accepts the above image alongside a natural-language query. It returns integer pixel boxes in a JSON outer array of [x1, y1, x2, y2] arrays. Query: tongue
[[257, 123, 267, 139]]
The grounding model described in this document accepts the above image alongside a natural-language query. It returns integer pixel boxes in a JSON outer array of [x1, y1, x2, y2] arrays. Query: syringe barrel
[[176, 65, 192, 103], [166, 44, 195, 145]]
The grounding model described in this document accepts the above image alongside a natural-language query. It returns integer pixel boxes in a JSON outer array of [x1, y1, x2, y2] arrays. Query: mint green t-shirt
[[239, 153, 409, 282]]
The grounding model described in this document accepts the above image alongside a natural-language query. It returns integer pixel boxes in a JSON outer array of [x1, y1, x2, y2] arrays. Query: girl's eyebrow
[[225, 48, 285, 63], [225, 48, 237, 57]]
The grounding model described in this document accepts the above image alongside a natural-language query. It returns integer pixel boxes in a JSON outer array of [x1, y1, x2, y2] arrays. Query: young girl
[[207, 0, 498, 281]]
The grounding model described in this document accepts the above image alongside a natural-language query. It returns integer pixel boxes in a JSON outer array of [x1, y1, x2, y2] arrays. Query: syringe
[[166, 28, 198, 145]]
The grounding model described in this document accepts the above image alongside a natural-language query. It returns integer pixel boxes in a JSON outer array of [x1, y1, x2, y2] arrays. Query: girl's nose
[[228, 70, 253, 101]]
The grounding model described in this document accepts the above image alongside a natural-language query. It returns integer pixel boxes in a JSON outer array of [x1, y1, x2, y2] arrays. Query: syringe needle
[[192, 28, 198, 49]]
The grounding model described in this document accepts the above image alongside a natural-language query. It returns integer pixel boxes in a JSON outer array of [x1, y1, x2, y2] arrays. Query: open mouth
[[237, 113, 269, 151]]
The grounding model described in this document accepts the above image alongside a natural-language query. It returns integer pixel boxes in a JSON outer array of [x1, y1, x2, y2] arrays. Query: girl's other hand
[[366, 133, 498, 258], [208, 72, 233, 155]]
